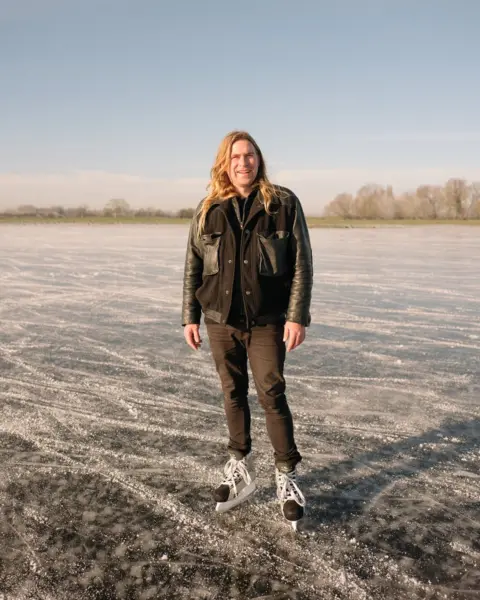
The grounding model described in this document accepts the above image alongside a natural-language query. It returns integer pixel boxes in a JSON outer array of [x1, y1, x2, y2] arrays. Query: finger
[[186, 331, 199, 351], [292, 331, 304, 351], [296, 330, 305, 347], [291, 328, 305, 349], [283, 326, 289, 343], [192, 330, 202, 349], [294, 337, 304, 349], [286, 332, 297, 352]]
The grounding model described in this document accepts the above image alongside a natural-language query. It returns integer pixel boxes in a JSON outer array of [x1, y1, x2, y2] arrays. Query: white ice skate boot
[[214, 452, 256, 513], [275, 464, 306, 531]]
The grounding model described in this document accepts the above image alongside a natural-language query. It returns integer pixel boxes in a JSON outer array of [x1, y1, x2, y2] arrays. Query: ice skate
[[214, 452, 256, 513], [275, 464, 306, 531]]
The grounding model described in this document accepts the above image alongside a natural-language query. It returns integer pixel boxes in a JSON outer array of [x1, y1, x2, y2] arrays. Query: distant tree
[[153, 208, 169, 217], [444, 178, 469, 219], [468, 182, 480, 218], [415, 185, 445, 219], [353, 184, 387, 219], [76, 204, 89, 218], [323, 193, 354, 218], [177, 208, 195, 219], [392, 192, 417, 219], [104, 198, 131, 217], [378, 185, 395, 219], [0, 207, 15, 216], [64, 206, 78, 217], [51, 205, 66, 217], [17, 204, 38, 216]]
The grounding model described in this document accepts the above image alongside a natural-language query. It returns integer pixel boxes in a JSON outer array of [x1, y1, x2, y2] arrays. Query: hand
[[184, 324, 202, 351], [283, 321, 306, 352]]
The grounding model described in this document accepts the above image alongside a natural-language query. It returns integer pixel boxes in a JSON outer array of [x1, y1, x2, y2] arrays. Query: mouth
[[237, 170, 252, 176]]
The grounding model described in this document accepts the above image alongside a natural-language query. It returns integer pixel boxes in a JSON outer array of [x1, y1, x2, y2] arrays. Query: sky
[[1, 0, 479, 215]]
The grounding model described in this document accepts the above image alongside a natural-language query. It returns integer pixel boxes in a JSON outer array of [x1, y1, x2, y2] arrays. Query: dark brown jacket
[[181, 185, 313, 328]]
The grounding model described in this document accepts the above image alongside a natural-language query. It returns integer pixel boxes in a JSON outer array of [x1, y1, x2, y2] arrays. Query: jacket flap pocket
[[201, 231, 223, 244], [257, 230, 289, 276]]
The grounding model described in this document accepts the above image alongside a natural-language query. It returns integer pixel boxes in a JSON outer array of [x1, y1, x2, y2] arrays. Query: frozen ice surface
[[0, 224, 479, 600]]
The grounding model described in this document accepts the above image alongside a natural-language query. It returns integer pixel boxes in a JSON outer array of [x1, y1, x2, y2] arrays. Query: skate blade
[[215, 481, 256, 513]]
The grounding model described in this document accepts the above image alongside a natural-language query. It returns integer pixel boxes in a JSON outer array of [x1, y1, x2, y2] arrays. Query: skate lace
[[221, 457, 252, 496], [277, 471, 306, 507]]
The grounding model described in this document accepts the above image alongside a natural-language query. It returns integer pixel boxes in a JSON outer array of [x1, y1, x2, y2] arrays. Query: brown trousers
[[206, 322, 302, 470]]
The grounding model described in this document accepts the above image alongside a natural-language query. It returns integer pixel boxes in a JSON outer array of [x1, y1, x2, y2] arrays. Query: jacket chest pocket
[[201, 232, 223, 276], [257, 230, 290, 276]]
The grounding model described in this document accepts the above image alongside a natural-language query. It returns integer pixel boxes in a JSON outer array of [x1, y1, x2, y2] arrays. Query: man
[[181, 131, 313, 529]]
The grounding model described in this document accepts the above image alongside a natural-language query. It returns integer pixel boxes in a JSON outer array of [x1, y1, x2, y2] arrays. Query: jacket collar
[[214, 188, 267, 225]]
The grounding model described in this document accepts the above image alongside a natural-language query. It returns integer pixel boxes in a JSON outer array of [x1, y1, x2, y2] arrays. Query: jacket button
[[245, 290, 251, 295], [225, 290, 229, 295], [228, 259, 232, 263], [244, 259, 248, 264]]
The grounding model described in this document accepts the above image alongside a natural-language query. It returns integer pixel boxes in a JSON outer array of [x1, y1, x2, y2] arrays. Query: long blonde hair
[[198, 130, 280, 234]]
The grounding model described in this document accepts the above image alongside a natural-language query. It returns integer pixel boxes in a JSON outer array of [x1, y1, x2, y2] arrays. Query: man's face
[[228, 139, 259, 192]]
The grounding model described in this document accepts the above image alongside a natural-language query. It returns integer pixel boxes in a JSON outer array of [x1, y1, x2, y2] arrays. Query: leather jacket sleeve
[[182, 213, 203, 325], [286, 196, 313, 326]]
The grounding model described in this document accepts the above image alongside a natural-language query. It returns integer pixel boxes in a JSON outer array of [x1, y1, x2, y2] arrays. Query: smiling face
[[228, 139, 260, 196]]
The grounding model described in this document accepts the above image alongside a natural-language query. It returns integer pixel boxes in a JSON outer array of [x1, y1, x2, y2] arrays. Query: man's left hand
[[283, 321, 306, 352]]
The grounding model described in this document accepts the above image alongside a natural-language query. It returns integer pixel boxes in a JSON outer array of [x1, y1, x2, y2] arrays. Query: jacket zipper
[[240, 222, 249, 328], [239, 202, 253, 328]]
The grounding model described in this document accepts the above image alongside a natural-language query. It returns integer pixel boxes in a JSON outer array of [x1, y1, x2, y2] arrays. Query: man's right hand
[[184, 324, 202, 351]]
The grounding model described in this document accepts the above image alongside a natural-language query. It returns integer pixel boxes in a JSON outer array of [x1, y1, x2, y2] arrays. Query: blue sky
[[1, 0, 479, 214]]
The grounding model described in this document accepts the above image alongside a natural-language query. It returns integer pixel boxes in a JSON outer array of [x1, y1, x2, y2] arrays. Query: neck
[[235, 185, 253, 199]]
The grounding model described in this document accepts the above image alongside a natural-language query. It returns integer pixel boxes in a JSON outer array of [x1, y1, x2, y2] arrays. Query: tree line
[[0, 199, 195, 219], [1, 178, 479, 220], [323, 178, 480, 219]]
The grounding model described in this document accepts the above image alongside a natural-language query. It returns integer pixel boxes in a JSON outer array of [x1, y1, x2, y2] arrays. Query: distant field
[[1, 215, 480, 227]]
